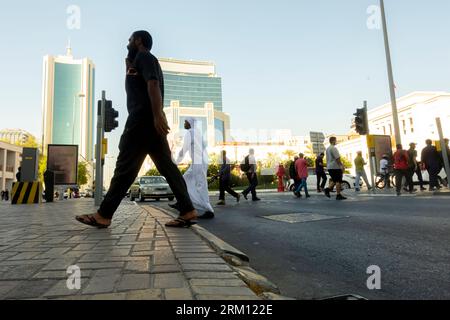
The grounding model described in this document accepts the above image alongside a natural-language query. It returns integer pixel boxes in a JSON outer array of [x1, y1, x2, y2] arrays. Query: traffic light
[[104, 100, 119, 133], [354, 107, 368, 135]]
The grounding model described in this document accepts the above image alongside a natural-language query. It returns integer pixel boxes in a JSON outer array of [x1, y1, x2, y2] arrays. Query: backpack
[[240, 155, 250, 173]]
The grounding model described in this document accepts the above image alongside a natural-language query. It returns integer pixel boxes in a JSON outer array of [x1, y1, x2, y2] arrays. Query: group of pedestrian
[[286, 137, 348, 201], [378, 139, 449, 196], [1, 189, 9, 201]]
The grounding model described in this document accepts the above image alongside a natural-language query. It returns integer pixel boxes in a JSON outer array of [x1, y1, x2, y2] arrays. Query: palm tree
[[283, 150, 297, 160]]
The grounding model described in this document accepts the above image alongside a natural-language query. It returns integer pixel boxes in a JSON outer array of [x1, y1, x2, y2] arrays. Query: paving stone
[[131, 251, 154, 257], [0, 264, 45, 280], [184, 272, 240, 280], [126, 289, 163, 300], [33, 270, 91, 280], [35, 247, 72, 259], [105, 256, 151, 262], [43, 238, 72, 245], [109, 248, 132, 256], [174, 248, 215, 254], [62, 251, 89, 258], [174, 253, 219, 259], [191, 286, 256, 296], [42, 258, 78, 271], [133, 243, 153, 252], [0, 252, 18, 260], [117, 274, 151, 291], [3, 279, 59, 299], [181, 264, 232, 272], [151, 265, 180, 274], [190, 279, 247, 287], [179, 258, 225, 264], [154, 273, 186, 289], [66, 236, 88, 242], [0, 281, 23, 298], [0, 259, 51, 267], [125, 261, 151, 273], [78, 254, 107, 262], [164, 288, 194, 300], [93, 268, 123, 278], [8, 252, 41, 260], [43, 279, 83, 297], [88, 293, 128, 300], [137, 233, 154, 240], [72, 243, 99, 251], [153, 252, 177, 265], [83, 275, 120, 294], [77, 262, 125, 270]]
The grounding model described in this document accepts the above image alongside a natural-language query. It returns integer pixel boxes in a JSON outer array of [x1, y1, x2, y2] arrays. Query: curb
[[147, 204, 292, 300]]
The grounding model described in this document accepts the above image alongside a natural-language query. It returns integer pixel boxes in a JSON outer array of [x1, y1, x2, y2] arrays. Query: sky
[[1, 0, 450, 157]]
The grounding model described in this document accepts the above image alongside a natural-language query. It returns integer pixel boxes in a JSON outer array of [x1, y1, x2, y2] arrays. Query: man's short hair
[[396, 144, 402, 149], [132, 30, 153, 50], [329, 137, 337, 144], [426, 139, 432, 145]]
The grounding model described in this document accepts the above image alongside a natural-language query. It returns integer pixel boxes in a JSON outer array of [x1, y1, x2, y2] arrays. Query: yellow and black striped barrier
[[11, 182, 43, 205]]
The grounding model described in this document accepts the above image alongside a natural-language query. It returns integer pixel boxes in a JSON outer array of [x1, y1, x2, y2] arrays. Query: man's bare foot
[[182, 210, 198, 221], [75, 212, 111, 228]]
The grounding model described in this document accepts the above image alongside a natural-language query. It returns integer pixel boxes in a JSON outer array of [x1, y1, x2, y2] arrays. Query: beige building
[[0, 129, 34, 146], [0, 141, 22, 192]]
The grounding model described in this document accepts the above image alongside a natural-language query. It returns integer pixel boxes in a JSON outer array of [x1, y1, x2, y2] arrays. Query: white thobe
[[177, 122, 214, 213]]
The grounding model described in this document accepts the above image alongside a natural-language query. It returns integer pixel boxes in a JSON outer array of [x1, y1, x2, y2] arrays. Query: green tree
[[145, 168, 161, 176], [77, 161, 89, 186], [283, 149, 297, 160], [341, 157, 353, 169]]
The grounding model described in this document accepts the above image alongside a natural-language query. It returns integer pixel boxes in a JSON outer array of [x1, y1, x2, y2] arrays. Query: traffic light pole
[[95, 91, 106, 206], [363, 101, 376, 193]]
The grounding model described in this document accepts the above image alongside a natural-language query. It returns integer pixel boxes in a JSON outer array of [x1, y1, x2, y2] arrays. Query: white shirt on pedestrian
[[326, 145, 341, 170]]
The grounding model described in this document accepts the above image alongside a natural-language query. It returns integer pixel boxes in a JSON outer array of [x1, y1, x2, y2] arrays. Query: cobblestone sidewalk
[[0, 199, 259, 300]]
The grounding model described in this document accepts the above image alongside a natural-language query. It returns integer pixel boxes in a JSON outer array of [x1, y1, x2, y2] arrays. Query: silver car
[[129, 176, 175, 202]]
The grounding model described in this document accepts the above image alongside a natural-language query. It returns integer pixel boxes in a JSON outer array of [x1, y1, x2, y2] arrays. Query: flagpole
[[380, 0, 402, 146]]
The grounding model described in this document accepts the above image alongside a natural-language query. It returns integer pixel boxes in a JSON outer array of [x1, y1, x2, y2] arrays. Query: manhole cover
[[261, 213, 348, 224]]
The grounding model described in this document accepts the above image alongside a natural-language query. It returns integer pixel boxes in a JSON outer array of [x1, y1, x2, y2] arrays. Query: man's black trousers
[[316, 171, 327, 190], [243, 173, 258, 200], [99, 122, 194, 219], [219, 178, 239, 200]]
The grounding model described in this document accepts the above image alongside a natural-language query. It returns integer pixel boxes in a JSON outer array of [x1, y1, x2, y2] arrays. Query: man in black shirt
[[76, 30, 197, 228], [315, 153, 327, 192], [217, 150, 240, 205], [421, 139, 442, 191]]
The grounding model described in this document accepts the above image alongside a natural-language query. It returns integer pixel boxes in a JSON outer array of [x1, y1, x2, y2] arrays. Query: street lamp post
[[380, 0, 401, 146], [72, 92, 85, 145]]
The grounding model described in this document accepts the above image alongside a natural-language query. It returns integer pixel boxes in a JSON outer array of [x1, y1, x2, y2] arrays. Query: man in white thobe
[[175, 118, 215, 219]]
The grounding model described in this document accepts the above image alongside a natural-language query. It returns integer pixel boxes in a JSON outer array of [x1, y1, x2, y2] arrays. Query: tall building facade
[[159, 58, 230, 148], [41, 46, 95, 161]]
